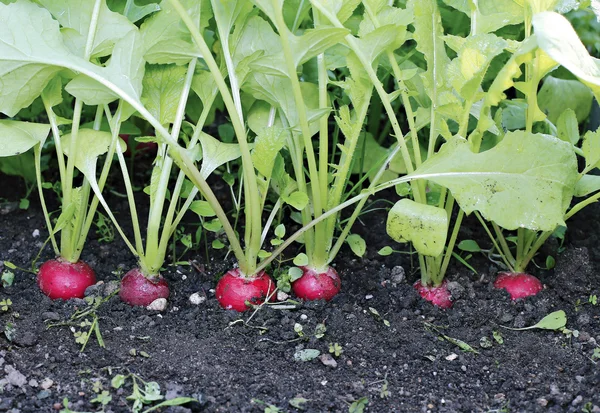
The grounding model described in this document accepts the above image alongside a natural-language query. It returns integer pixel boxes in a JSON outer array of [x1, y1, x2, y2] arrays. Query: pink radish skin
[[37, 258, 96, 300], [216, 269, 276, 312], [414, 280, 453, 309], [119, 268, 169, 306], [292, 266, 341, 301], [494, 272, 543, 300]]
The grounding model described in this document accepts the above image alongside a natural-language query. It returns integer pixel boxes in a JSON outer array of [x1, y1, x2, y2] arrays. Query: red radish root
[[119, 268, 169, 306], [292, 266, 341, 301], [37, 258, 96, 300], [414, 280, 453, 309], [215, 269, 275, 312], [494, 272, 543, 300]]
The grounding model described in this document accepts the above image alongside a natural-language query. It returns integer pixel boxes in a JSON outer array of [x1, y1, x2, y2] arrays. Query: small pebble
[[572, 395, 583, 406], [300, 314, 308, 321], [390, 266, 405, 284], [319, 354, 337, 368], [537, 398, 548, 407], [32, 229, 40, 238], [41, 378, 54, 390], [365, 295, 373, 300], [146, 298, 167, 311], [189, 293, 205, 305], [445, 353, 458, 361], [276, 291, 289, 301]]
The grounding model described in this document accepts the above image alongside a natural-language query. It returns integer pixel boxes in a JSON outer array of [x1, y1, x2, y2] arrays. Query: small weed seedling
[[348, 397, 369, 413], [329, 342, 343, 357], [424, 322, 479, 354], [47, 291, 118, 351]]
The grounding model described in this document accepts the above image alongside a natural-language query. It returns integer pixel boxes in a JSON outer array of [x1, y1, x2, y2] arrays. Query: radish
[[292, 266, 341, 301], [37, 258, 96, 300], [494, 272, 543, 300], [414, 280, 453, 309], [119, 268, 170, 307], [215, 269, 276, 312]]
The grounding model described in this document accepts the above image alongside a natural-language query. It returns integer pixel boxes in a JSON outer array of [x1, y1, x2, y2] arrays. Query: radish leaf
[[142, 64, 189, 125], [0, 121, 50, 157], [386, 199, 448, 257], [199, 132, 242, 179], [502, 310, 567, 331], [412, 132, 578, 231]]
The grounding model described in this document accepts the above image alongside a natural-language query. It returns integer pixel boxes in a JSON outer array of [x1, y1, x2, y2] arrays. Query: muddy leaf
[[294, 349, 320, 362]]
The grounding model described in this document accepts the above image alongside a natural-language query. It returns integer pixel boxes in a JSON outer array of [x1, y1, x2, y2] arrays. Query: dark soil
[[0, 172, 599, 413]]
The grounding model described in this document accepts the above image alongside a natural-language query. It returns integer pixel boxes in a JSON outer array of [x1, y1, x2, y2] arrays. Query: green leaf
[[189, 200, 216, 217], [65, 29, 145, 105], [203, 219, 223, 232], [0, 121, 50, 157], [582, 129, 600, 170], [538, 77, 593, 125], [354, 25, 407, 66], [251, 127, 286, 178], [293, 349, 320, 362], [555, 110, 580, 148], [412, 132, 578, 231], [346, 234, 366, 258], [293, 253, 308, 267], [288, 266, 303, 281], [446, 34, 507, 101], [533, 12, 600, 102], [140, 0, 203, 65], [377, 246, 393, 256], [199, 132, 242, 179], [444, 0, 524, 33], [386, 199, 448, 257], [288, 397, 308, 410], [457, 239, 481, 253], [409, 0, 451, 104], [107, 0, 160, 23], [111, 374, 126, 389], [288, 27, 349, 68], [503, 310, 567, 331], [39, 0, 136, 58], [142, 64, 189, 125], [142, 397, 197, 413], [282, 191, 309, 210], [61, 129, 125, 179], [274, 224, 285, 239], [574, 175, 600, 197]]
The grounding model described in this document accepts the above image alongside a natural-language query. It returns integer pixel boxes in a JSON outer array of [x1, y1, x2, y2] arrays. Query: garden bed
[[0, 173, 599, 413]]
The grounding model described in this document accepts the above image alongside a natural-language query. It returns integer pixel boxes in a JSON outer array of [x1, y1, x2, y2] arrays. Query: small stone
[[391, 266, 405, 284], [300, 314, 308, 321], [461, 365, 467, 372], [32, 229, 40, 238], [446, 281, 465, 300], [591, 405, 600, 413], [37, 390, 51, 399], [537, 398, 548, 407], [365, 295, 373, 300], [276, 291, 289, 301], [513, 315, 526, 329], [53, 403, 62, 410], [189, 293, 206, 305], [319, 354, 337, 368], [28, 379, 38, 387], [146, 298, 167, 311], [575, 376, 584, 383], [550, 384, 560, 395], [494, 393, 506, 402], [577, 313, 591, 326], [5, 365, 26, 387], [572, 395, 583, 406], [41, 378, 54, 390], [445, 353, 458, 361]]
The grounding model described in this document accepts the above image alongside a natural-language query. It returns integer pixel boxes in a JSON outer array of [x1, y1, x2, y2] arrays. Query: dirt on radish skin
[[119, 268, 169, 306], [215, 269, 275, 312], [494, 272, 543, 300], [414, 280, 453, 309], [292, 266, 341, 301], [37, 258, 96, 300]]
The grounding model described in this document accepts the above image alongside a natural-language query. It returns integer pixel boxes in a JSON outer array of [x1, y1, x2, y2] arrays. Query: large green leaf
[[412, 132, 578, 231], [38, 0, 136, 58], [443, 0, 524, 33], [537, 76, 593, 124], [142, 64, 188, 125], [65, 29, 145, 105], [0, 120, 50, 157], [0, 1, 144, 116], [140, 0, 203, 64], [533, 12, 600, 102], [386, 199, 448, 257]]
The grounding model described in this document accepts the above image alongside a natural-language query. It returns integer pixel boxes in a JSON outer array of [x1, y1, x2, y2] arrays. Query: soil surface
[[0, 171, 599, 413]]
